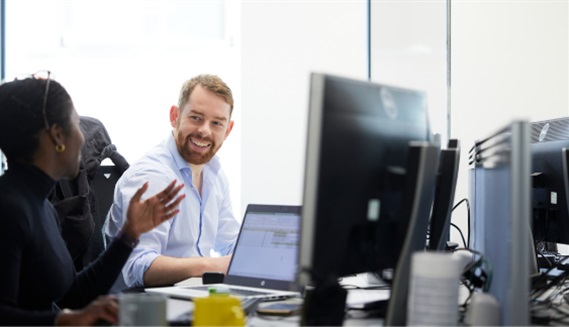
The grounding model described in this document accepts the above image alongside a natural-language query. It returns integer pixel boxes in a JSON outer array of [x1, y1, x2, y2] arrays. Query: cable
[[452, 198, 471, 247], [536, 248, 554, 269], [451, 223, 467, 248], [531, 264, 562, 299], [455, 248, 492, 297], [531, 268, 569, 301]]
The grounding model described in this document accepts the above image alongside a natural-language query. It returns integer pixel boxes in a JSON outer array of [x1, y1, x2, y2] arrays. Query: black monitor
[[296, 74, 441, 327], [427, 139, 461, 251], [297, 73, 439, 325], [531, 117, 569, 246], [297, 73, 434, 286]]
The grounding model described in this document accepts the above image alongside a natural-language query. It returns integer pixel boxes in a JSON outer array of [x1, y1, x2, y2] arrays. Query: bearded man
[[105, 74, 240, 289]]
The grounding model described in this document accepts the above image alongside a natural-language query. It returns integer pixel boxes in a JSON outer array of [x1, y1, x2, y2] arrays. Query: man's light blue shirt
[[104, 133, 240, 287]]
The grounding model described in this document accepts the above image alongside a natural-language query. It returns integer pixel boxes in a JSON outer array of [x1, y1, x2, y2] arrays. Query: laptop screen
[[227, 205, 301, 283]]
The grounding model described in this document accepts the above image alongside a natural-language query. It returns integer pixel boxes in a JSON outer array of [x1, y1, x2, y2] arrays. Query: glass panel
[[61, 0, 225, 47], [370, 0, 448, 144]]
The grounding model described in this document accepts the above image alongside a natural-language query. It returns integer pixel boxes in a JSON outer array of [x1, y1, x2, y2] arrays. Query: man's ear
[[170, 105, 180, 128], [224, 120, 234, 139]]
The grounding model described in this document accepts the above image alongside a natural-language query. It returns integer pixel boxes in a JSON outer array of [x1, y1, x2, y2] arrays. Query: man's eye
[[190, 116, 202, 121]]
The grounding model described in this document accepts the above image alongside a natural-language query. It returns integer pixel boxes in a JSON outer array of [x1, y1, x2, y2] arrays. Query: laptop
[[146, 204, 302, 301]]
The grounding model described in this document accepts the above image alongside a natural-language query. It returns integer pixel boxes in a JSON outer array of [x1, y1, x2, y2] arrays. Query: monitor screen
[[297, 73, 433, 286], [531, 117, 569, 246]]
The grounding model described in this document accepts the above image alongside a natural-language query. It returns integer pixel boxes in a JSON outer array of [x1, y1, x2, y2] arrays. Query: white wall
[[241, 0, 569, 249], [451, 1, 569, 246], [240, 1, 367, 216]]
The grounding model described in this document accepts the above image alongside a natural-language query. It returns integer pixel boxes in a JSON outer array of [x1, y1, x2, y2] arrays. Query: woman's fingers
[[157, 182, 184, 205], [130, 182, 149, 205], [165, 194, 185, 212], [125, 180, 185, 235]]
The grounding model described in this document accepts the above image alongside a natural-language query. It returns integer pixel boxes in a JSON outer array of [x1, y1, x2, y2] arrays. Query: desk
[[154, 272, 472, 326], [166, 297, 384, 326], [155, 273, 389, 325]]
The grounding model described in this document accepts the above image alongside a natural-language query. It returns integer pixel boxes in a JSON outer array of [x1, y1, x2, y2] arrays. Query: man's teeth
[[192, 139, 210, 147]]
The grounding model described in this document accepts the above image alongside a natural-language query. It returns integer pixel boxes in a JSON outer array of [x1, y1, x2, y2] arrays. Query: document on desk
[[345, 289, 391, 309], [339, 272, 388, 289], [174, 277, 203, 287]]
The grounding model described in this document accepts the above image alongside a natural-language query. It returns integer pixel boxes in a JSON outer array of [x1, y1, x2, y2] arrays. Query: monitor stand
[[301, 278, 347, 326]]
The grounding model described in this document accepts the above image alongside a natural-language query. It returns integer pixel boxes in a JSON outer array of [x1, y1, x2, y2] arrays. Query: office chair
[[83, 165, 124, 265]]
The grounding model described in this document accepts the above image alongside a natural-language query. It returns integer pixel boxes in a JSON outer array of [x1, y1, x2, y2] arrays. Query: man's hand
[[143, 254, 234, 286], [210, 255, 232, 275]]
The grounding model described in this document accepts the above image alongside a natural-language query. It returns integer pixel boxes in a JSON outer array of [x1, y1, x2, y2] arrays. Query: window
[[5, 0, 242, 213]]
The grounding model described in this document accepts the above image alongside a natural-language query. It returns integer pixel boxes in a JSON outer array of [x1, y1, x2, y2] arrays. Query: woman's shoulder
[[0, 185, 33, 234]]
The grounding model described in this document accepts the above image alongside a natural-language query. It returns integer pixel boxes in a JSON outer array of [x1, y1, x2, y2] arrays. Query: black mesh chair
[[51, 116, 129, 270], [84, 164, 124, 265]]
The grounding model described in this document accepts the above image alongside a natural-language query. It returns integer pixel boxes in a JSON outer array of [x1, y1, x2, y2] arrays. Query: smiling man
[[104, 74, 241, 289]]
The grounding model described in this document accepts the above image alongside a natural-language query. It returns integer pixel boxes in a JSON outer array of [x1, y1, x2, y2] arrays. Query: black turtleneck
[[0, 162, 133, 326]]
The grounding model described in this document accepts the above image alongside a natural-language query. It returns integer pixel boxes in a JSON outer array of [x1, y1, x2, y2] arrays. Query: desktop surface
[[166, 294, 386, 327], [160, 272, 484, 326], [160, 272, 390, 326]]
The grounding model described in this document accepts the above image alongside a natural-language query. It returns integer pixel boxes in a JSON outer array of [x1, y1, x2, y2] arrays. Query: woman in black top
[[0, 73, 185, 326]]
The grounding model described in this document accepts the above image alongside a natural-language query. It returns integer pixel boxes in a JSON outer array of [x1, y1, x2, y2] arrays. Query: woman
[[0, 73, 185, 326]]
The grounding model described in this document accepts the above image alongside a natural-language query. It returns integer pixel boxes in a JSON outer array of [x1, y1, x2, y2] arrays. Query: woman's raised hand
[[122, 181, 185, 239]]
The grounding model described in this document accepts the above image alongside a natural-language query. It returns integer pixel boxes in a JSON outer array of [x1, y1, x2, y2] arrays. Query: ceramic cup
[[118, 292, 167, 326], [193, 294, 245, 326]]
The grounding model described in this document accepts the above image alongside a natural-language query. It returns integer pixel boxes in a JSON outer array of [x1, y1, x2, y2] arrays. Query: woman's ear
[[48, 124, 66, 148]]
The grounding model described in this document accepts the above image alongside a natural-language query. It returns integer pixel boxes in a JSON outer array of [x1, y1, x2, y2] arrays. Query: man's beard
[[177, 133, 219, 165]]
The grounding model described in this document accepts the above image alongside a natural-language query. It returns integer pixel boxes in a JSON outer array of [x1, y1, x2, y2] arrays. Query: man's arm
[[143, 255, 231, 286]]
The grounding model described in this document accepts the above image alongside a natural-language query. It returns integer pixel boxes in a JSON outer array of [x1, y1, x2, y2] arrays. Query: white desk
[[157, 273, 392, 325], [166, 297, 384, 326]]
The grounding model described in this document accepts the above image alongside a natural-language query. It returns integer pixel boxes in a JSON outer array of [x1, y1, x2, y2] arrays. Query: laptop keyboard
[[192, 285, 271, 297]]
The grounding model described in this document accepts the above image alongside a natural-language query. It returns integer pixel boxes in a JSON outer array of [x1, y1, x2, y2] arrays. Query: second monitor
[[531, 117, 569, 247]]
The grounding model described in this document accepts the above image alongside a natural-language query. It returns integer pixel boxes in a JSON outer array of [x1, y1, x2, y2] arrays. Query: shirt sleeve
[[213, 170, 241, 255], [111, 169, 177, 287], [122, 223, 170, 287]]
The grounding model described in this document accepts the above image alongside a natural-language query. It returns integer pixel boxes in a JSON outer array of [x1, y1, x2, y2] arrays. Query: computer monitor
[[428, 139, 461, 251], [297, 73, 434, 288], [530, 117, 569, 246], [469, 121, 531, 326], [384, 142, 440, 326]]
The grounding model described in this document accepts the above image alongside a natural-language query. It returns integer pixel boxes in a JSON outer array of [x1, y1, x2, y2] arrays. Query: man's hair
[[178, 74, 234, 117], [0, 78, 73, 163]]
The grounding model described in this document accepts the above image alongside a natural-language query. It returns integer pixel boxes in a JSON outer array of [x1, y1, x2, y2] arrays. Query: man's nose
[[196, 122, 211, 136]]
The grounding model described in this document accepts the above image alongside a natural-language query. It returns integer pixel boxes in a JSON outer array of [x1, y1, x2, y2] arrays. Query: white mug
[[118, 293, 167, 326], [407, 252, 461, 326]]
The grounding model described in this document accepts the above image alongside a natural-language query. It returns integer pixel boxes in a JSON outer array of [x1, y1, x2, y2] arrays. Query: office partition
[[469, 121, 531, 325]]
